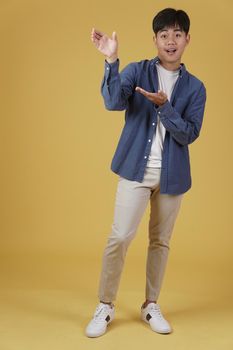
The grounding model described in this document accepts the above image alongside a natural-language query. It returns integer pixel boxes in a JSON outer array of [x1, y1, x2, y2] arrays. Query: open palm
[[91, 28, 118, 58]]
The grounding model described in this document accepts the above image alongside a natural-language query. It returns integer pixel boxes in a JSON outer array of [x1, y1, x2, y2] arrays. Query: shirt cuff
[[157, 100, 174, 119], [104, 58, 120, 76]]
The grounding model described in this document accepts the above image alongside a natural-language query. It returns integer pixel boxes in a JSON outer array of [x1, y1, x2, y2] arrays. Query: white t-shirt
[[146, 62, 180, 168]]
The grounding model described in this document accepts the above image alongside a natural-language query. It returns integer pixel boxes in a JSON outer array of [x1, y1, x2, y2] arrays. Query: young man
[[86, 8, 207, 337]]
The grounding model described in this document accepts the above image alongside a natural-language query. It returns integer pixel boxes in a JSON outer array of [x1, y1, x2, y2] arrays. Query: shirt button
[[158, 111, 161, 114], [152, 122, 155, 126], [148, 139, 151, 142], [144, 156, 147, 159], [106, 67, 109, 70]]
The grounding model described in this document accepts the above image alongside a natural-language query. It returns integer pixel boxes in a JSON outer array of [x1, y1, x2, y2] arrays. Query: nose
[[167, 35, 176, 44]]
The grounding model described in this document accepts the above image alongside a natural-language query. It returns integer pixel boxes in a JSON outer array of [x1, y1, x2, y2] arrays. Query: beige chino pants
[[98, 166, 184, 302]]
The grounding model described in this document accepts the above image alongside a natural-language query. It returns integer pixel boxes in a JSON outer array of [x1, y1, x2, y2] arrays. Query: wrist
[[106, 54, 118, 63]]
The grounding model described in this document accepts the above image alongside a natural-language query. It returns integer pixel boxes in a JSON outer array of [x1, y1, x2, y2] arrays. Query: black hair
[[152, 8, 190, 36]]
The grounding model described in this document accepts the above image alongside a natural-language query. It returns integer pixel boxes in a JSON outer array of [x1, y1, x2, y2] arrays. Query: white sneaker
[[85, 302, 115, 337], [141, 303, 172, 334]]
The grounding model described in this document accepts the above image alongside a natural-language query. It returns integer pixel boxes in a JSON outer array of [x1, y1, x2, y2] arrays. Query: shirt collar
[[151, 56, 186, 78]]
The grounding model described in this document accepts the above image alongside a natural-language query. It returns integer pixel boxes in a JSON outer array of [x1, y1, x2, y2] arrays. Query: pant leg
[[98, 168, 161, 303], [146, 190, 184, 301]]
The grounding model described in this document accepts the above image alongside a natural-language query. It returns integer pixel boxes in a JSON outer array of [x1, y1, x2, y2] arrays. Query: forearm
[[157, 84, 207, 146], [101, 59, 135, 111]]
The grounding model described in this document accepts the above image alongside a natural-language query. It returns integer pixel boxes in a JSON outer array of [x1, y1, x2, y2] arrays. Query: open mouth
[[165, 49, 177, 55]]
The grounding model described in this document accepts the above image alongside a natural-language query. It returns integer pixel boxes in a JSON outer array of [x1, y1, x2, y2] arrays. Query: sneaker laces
[[148, 303, 164, 320], [93, 304, 112, 324]]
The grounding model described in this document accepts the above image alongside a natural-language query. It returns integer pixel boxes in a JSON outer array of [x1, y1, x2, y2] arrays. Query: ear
[[153, 35, 157, 46], [186, 33, 190, 45]]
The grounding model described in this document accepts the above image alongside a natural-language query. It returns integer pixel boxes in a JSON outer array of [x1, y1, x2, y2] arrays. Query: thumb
[[112, 31, 118, 41]]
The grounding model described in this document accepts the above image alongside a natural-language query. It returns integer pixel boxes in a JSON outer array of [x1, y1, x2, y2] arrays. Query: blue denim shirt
[[101, 56, 207, 194]]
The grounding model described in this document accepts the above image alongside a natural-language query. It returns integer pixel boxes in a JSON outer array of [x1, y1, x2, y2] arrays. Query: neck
[[158, 57, 181, 71]]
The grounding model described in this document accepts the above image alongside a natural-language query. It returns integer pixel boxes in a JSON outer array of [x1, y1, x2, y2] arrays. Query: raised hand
[[91, 28, 118, 61]]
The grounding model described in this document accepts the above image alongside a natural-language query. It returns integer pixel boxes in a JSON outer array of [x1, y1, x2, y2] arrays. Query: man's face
[[153, 25, 190, 67]]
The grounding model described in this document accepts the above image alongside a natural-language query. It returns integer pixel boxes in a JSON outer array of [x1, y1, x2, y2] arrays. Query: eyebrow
[[159, 28, 182, 33]]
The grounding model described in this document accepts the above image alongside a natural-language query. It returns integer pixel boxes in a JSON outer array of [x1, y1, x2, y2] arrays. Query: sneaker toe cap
[[149, 319, 172, 334], [85, 322, 106, 338]]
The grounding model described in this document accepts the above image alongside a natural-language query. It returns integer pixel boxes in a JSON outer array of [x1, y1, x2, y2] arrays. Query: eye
[[176, 33, 181, 37]]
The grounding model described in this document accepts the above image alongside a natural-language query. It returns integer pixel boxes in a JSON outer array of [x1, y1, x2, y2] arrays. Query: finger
[[158, 89, 164, 96], [91, 28, 99, 41], [92, 37, 100, 46], [92, 32, 102, 40], [135, 86, 149, 96], [91, 32, 104, 44], [91, 29, 104, 44], [91, 34, 100, 45], [156, 94, 165, 101], [92, 28, 105, 37], [112, 31, 118, 41], [158, 90, 167, 98]]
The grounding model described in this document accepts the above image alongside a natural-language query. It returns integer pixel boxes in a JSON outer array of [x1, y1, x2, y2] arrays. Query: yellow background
[[0, 0, 232, 349]]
